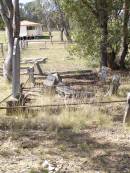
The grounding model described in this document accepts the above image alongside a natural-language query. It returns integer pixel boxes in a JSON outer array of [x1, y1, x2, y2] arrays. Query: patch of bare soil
[[0, 124, 130, 173]]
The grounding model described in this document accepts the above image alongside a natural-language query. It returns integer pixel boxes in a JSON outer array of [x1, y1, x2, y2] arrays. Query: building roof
[[20, 20, 42, 26]]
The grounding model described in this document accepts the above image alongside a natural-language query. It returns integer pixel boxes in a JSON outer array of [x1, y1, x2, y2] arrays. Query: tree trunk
[[0, 0, 20, 83], [42, 3, 52, 38], [117, 0, 130, 69], [98, 0, 108, 67], [107, 47, 120, 70], [0, 0, 14, 81], [60, 28, 64, 41], [3, 25, 14, 81], [100, 24, 108, 67], [64, 20, 72, 42], [12, 0, 20, 98], [54, 0, 72, 42]]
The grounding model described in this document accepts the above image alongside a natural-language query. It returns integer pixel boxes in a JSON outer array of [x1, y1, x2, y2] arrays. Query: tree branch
[[80, 0, 99, 18], [0, 0, 9, 24], [4, 0, 13, 19]]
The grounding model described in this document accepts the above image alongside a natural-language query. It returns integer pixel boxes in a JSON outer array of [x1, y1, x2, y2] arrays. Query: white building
[[20, 20, 43, 37]]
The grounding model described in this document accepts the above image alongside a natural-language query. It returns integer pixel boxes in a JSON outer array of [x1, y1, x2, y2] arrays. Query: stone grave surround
[[44, 73, 95, 98]]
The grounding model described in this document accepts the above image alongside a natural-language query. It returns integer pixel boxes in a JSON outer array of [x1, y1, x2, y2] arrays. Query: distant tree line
[[20, 0, 72, 41]]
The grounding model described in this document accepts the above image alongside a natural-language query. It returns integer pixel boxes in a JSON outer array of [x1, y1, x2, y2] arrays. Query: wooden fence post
[[12, 37, 20, 98], [6, 38, 21, 115], [123, 93, 130, 125]]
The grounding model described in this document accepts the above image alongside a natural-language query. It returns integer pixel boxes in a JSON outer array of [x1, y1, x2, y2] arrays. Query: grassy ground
[[21, 42, 87, 72], [0, 31, 130, 173]]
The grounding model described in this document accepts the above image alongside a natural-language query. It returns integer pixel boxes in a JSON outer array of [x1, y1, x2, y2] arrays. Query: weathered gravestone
[[123, 93, 130, 125], [43, 73, 62, 94], [44, 73, 62, 87], [109, 75, 120, 95], [99, 66, 111, 81]]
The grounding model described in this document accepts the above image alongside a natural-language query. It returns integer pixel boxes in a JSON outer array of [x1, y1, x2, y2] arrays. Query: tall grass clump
[[37, 105, 113, 132]]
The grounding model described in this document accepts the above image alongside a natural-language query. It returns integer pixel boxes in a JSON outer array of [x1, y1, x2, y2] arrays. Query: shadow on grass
[[55, 128, 130, 172], [0, 126, 129, 173]]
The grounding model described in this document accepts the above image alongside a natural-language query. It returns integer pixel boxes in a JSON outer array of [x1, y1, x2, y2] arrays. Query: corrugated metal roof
[[20, 20, 42, 26]]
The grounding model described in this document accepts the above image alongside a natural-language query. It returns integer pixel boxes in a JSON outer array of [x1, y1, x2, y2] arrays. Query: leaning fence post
[[123, 93, 130, 125]]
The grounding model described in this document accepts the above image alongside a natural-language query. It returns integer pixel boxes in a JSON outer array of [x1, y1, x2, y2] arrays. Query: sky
[[19, 0, 34, 4]]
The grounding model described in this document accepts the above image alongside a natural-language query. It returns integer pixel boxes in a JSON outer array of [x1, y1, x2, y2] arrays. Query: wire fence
[[0, 99, 126, 110]]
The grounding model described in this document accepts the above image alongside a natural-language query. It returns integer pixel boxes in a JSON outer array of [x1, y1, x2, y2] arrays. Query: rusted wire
[[0, 100, 126, 110]]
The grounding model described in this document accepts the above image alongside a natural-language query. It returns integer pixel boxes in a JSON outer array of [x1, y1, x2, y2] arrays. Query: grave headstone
[[52, 72, 62, 83], [109, 75, 120, 95], [99, 66, 111, 81], [44, 74, 57, 87], [43, 73, 62, 94]]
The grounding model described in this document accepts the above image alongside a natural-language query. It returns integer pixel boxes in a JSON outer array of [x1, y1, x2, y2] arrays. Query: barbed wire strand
[[0, 99, 126, 110]]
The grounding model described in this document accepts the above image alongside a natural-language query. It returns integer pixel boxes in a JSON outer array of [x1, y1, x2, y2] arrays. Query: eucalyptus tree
[[0, 0, 20, 81], [60, 0, 130, 69], [54, 0, 72, 42], [117, 0, 130, 68]]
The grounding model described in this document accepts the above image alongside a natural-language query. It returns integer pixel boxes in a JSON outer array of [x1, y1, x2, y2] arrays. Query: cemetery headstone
[[99, 66, 111, 81], [109, 75, 120, 95], [43, 73, 62, 94]]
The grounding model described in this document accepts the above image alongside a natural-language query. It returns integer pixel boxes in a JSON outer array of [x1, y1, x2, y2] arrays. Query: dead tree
[[0, 0, 20, 82]]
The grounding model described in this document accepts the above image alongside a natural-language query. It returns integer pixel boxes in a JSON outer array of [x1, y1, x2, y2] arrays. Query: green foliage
[[20, 0, 62, 30], [59, 0, 129, 67], [59, 0, 101, 64], [0, 17, 5, 30]]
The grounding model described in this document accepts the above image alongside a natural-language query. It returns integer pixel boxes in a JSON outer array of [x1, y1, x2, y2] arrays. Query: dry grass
[[0, 30, 126, 131], [0, 104, 113, 132], [21, 42, 87, 72], [0, 31, 130, 173], [38, 105, 113, 131]]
